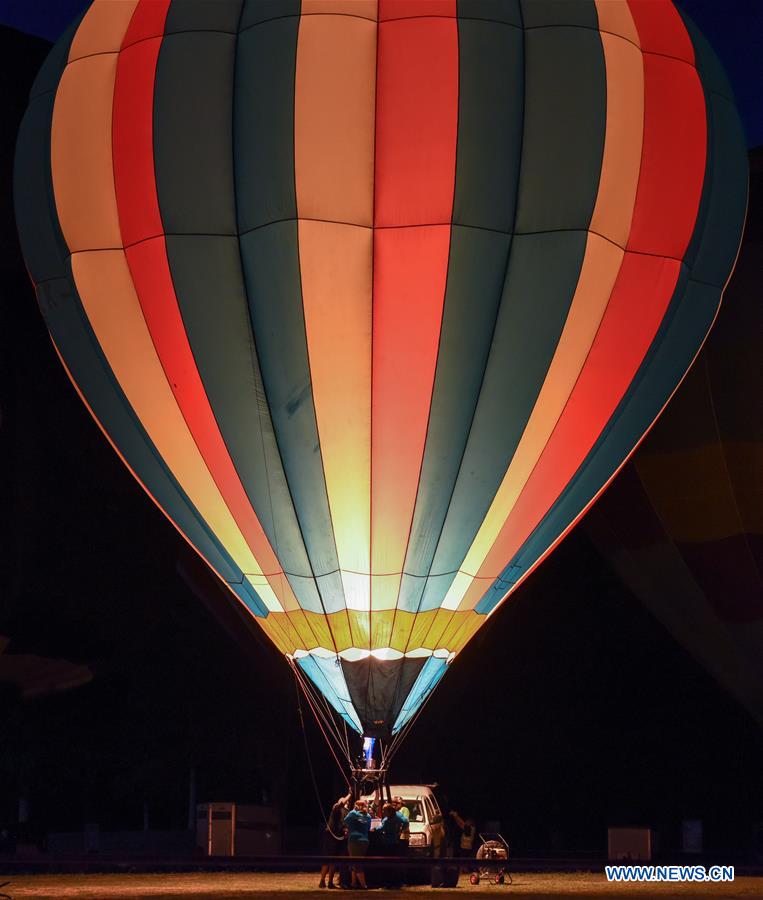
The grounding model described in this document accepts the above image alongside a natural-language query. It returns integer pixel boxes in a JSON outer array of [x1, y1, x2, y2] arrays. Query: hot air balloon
[[14, 0, 747, 784], [586, 149, 763, 726]]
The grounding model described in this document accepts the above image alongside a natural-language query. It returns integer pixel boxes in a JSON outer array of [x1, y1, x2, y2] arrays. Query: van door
[[423, 796, 444, 855]]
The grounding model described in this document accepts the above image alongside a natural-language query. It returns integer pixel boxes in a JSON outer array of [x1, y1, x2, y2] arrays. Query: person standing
[[449, 810, 476, 861], [374, 802, 403, 887], [319, 791, 352, 889], [392, 796, 410, 858], [343, 798, 372, 889]]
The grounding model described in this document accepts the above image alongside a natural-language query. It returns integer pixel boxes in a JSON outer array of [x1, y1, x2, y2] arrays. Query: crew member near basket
[[319, 791, 352, 889]]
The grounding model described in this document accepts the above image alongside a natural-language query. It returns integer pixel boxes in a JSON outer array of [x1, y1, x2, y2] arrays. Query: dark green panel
[[13, 17, 254, 608], [164, 235, 323, 612], [514, 26, 605, 233], [234, 15, 299, 233], [239, 0, 300, 30], [452, 18, 524, 232], [477, 272, 727, 615], [457, 0, 522, 26], [681, 20, 748, 288], [239, 222, 341, 582], [341, 658, 427, 738], [684, 95, 747, 289], [520, 0, 598, 29], [36, 274, 250, 592], [165, 0, 242, 33], [400, 226, 512, 610], [14, 96, 69, 284], [15, 17, 80, 284], [154, 32, 237, 235], [422, 230, 587, 610], [677, 10, 735, 102]]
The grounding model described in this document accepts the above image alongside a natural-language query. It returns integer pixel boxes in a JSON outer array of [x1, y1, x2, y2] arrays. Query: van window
[[404, 800, 424, 823]]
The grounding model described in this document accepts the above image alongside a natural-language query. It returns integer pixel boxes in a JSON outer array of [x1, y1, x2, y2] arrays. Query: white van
[[362, 784, 446, 857]]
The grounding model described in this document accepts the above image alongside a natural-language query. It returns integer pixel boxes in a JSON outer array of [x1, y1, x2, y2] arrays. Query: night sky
[[0, 0, 761, 861], [2, 0, 762, 146]]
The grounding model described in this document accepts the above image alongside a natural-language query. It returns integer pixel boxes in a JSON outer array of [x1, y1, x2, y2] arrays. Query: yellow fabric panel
[[301, 610, 337, 651], [449, 234, 623, 611], [67, 0, 138, 62], [438, 610, 480, 650], [347, 609, 371, 648], [390, 610, 413, 652], [449, 612, 485, 655], [287, 609, 323, 649], [327, 609, 354, 651], [256, 614, 294, 656], [301, 0, 378, 20], [370, 608, 396, 649], [294, 13, 376, 226], [421, 608, 456, 650], [594, 0, 640, 48], [51, 53, 122, 253], [299, 221, 372, 594], [70, 251, 266, 583], [405, 610, 439, 651], [589, 32, 644, 248]]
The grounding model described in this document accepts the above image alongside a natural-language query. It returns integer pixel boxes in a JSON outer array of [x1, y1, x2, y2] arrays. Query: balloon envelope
[[586, 154, 763, 725], [14, 0, 747, 738]]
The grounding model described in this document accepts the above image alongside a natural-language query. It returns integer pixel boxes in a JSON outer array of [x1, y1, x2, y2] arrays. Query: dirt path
[[0, 871, 759, 898]]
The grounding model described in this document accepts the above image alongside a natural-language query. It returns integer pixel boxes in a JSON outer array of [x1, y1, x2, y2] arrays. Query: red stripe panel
[[122, 0, 170, 49], [379, 0, 455, 20], [112, 7, 293, 601], [371, 225, 451, 574], [468, 254, 682, 585], [626, 55, 706, 258], [465, 3, 708, 592], [113, 36, 164, 247], [374, 7, 458, 227], [370, 7, 458, 580], [627, 0, 694, 64], [114, 1, 170, 247]]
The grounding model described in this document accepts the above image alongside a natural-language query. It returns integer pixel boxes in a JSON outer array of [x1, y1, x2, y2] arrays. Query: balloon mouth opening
[[287, 647, 456, 663]]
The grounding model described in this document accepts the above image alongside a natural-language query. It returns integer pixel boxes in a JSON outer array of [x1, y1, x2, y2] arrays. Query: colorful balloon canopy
[[14, 0, 747, 739], [586, 163, 763, 726]]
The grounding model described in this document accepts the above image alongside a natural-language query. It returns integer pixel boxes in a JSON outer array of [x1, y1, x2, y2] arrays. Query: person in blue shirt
[[373, 802, 406, 887], [375, 802, 403, 848], [343, 798, 371, 889]]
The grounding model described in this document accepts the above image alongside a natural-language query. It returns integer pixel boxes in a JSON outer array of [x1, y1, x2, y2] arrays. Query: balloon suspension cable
[[290, 660, 353, 765], [290, 660, 353, 781], [385, 673, 442, 767], [291, 670, 352, 839]]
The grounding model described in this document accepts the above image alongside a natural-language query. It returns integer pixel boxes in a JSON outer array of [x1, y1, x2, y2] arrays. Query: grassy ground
[[0, 871, 759, 898]]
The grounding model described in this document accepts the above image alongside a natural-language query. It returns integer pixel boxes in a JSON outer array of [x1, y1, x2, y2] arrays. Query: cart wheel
[[470, 873, 479, 885]]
